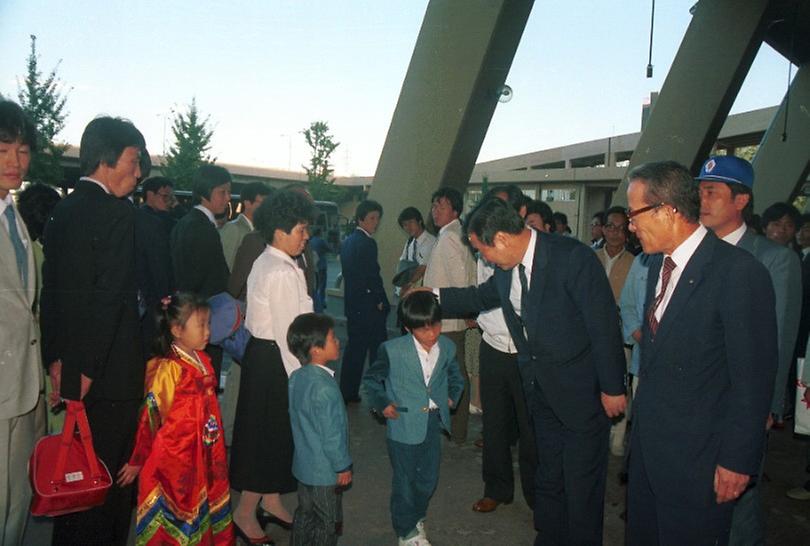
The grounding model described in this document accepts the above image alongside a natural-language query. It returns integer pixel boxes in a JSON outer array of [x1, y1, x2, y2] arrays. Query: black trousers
[[627, 430, 734, 546], [340, 311, 387, 401], [52, 398, 139, 546], [526, 380, 609, 546], [479, 340, 536, 506]]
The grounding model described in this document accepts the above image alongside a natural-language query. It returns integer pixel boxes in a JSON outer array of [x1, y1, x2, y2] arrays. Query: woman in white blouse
[[229, 190, 315, 545]]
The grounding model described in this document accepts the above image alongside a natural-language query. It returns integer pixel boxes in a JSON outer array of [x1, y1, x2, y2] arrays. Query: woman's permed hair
[[153, 292, 210, 356], [254, 190, 316, 244]]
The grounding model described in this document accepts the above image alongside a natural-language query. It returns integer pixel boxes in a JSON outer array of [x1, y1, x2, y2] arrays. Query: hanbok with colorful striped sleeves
[[129, 345, 234, 545]]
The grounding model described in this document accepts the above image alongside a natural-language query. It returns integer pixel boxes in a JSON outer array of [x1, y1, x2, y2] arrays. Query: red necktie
[[648, 256, 676, 336]]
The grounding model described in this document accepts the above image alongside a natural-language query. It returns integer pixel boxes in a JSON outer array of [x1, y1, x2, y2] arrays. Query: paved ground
[[22, 256, 810, 545]]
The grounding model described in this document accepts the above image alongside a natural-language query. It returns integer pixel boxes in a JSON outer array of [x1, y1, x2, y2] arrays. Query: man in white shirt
[[396, 206, 436, 290], [423, 188, 476, 444], [696, 155, 801, 543], [625, 160, 777, 545]]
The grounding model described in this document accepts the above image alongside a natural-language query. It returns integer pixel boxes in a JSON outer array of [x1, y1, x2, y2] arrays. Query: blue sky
[[0, 1, 793, 176]]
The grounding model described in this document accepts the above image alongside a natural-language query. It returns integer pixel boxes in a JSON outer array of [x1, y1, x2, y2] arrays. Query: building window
[[541, 188, 576, 202]]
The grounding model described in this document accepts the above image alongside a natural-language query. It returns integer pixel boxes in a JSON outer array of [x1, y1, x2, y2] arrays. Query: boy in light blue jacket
[[363, 292, 465, 546], [287, 313, 352, 546]]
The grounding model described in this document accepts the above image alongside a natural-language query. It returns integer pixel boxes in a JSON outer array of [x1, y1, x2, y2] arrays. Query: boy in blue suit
[[287, 313, 353, 546], [363, 292, 465, 546]]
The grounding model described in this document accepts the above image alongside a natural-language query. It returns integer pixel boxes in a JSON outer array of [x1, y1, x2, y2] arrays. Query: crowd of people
[[2, 96, 810, 546]]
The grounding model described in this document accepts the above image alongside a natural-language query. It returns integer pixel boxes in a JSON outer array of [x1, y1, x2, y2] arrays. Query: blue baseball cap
[[696, 156, 754, 189]]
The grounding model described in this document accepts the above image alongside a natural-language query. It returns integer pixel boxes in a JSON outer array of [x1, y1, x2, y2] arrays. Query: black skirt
[[229, 336, 297, 494]]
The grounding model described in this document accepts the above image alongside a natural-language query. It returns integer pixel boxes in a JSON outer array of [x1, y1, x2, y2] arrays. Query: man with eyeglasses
[[696, 155, 801, 543], [141, 176, 177, 236], [624, 160, 777, 545]]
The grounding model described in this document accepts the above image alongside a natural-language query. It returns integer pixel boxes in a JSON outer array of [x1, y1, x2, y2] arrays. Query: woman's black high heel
[[256, 506, 293, 531], [233, 520, 276, 545]]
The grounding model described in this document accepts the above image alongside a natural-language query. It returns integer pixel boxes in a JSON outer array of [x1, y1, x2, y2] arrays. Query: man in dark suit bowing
[[434, 198, 627, 545], [339, 199, 390, 403], [625, 161, 777, 545], [41, 116, 147, 546], [170, 164, 232, 378]]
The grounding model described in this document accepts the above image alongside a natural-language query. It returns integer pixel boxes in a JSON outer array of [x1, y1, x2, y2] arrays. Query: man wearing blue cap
[[698, 155, 802, 544]]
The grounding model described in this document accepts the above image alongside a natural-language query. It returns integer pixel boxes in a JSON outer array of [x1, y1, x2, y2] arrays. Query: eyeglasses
[[157, 191, 173, 202], [602, 222, 626, 231], [627, 202, 666, 224]]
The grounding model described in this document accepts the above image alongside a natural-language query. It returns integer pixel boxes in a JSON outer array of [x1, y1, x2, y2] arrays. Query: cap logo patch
[[705, 159, 716, 173]]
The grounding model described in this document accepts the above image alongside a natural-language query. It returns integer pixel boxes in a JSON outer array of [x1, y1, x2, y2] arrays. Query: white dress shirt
[[653, 224, 708, 322], [413, 337, 440, 409], [194, 204, 217, 226], [80, 176, 111, 195], [720, 222, 747, 246], [510, 228, 538, 317], [476, 258, 517, 354], [246, 245, 313, 376], [399, 230, 437, 265]]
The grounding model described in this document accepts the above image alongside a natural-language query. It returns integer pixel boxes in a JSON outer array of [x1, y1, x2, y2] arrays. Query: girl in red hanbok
[[118, 293, 234, 545]]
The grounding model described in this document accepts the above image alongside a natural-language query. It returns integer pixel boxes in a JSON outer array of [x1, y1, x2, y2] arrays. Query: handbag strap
[[50, 401, 105, 484]]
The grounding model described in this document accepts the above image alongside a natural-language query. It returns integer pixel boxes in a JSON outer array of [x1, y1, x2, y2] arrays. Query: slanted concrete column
[[368, 0, 534, 294], [752, 64, 810, 211], [613, 0, 769, 205]]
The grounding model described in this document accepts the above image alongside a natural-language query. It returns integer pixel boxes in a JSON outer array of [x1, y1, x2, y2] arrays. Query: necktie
[[518, 264, 529, 317], [4, 205, 28, 289], [647, 256, 676, 336], [408, 237, 416, 261]]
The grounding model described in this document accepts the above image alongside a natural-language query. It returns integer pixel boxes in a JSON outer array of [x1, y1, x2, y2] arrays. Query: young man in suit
[[0, 100, 43, 546], [220, 181, 272, 270], [697, 155, 802, 542], [625, 161, 777, 545], [339, 199, 389, 403], [433, 198, 627, 545], [41, 116, 147, 546], [171, 164, 232, 379]]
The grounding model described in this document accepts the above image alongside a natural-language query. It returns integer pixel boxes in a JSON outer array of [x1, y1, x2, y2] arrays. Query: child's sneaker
[[415, 519, 427, 539], [398, 531, 432, 546]]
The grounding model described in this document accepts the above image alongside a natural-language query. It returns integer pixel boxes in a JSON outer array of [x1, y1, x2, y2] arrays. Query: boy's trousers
[[292, 483, 343, 546], [386, 412, 442, 538]]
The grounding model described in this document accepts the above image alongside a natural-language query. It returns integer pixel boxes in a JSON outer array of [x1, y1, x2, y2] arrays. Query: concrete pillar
[[368, 0, 534, 291], [613, 0, 769, 205], [752, 64, 810, 211]]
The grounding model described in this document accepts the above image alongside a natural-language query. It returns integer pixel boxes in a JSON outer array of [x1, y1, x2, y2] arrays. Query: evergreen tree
[[163, 99, 215, 190], [302, 121, 345, 202], [17, 35, 70, 186]]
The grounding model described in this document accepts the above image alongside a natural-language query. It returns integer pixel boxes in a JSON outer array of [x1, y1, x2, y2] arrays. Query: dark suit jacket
[[170, 207, 230, 298], [40, 180, 144, 401], [634, 230, 776, 507], [227, 230, 266, 301], [441, 230, 626, 432], [135, 205, 173, 309], [340, 228, 390, 323]]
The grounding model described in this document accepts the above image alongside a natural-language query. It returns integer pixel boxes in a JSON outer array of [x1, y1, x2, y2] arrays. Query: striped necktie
[[647, 256, 676, 336]]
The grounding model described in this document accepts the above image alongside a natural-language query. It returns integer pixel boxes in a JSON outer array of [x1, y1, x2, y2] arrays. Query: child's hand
[[337, 470, 353, 487], [448, 398, 455, 409], [116, 464, 141, 487], [382, 403, 399, 419]]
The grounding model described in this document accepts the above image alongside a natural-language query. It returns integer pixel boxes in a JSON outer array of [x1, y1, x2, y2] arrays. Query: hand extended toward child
[[116, 463, 142, 487], [337, 470, 353, 486]]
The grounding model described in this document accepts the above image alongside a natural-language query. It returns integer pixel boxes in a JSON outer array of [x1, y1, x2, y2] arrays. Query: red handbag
[[29, 400, 112, 516]]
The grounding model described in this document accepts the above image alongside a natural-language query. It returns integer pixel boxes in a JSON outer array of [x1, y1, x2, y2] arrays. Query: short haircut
[[604, 205, 627, 220], [526, 200, 553, 226], [17, 183, 60, 242], [488, 184, 524, 212], [726, 182, 754, 223], [240, 182, 273, 205], [627, 160, 701, 223], [355, 199, 383, 222], [397, 206, 424, 227], [254, 189, 316, 244], [431, 187, 463, 215], [761, 201, 801, 229], [552, 211, 568, 225], [591, 211, 605, 224], [287, 312, 335, 365], [79, 116, 145, 177], [464, 197, 525, 245], [192, 164, 231, 205], [0, 100, 36, 149], [141, 176, 174, 196], [398, 291, 442, 330]]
